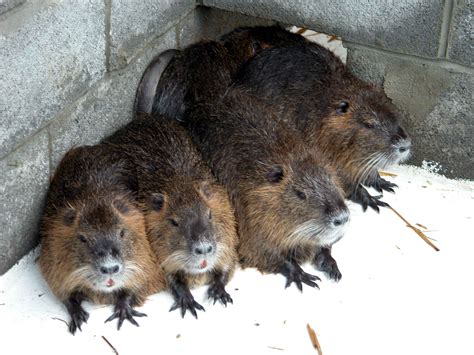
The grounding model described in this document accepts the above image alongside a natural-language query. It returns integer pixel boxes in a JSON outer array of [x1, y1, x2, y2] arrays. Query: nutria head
[[244, 154, 350, 249], [316, 82, 411, 186], [146, 181, 227, 274], [58, 196, 145, 294]]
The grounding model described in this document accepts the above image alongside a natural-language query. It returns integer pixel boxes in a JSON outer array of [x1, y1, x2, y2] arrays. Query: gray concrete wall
[[1, 0, 472, 274]]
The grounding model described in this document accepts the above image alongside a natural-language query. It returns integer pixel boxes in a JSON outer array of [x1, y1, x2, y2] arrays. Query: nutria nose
[[100, 265, 120, 275], [332, 211, 350, 227], [193, 242, 214, 255]]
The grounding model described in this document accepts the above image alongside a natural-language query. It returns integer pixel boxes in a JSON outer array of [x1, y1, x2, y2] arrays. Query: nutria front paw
[[68, 307, 89, 335], [370, 177, 398, 194], [349, 185, 389, 212], [207, 282, 233, 306], [281, 261, 320, 292], [169, 293, 205, 319], [105, 303, 147, 330], [314, 251, 342, 282]]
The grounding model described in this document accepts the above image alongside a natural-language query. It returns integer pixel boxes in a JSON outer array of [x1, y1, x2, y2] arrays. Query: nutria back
[[143, 26, 307, 120]]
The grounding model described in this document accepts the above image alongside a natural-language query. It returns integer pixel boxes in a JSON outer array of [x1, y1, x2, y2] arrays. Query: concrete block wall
[[1, 0, 472, 274], [0, 1, 272, 275], [203, 0, 474, 179]]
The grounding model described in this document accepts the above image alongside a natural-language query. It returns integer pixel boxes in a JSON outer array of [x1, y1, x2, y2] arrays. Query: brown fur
[[104, 117, 238, 313], [186, 88, 349, 286], [39, 145, 164, 332], [146, 182, 237, 288], [234, 43, 411, 210], [145, 26, 307, 120]]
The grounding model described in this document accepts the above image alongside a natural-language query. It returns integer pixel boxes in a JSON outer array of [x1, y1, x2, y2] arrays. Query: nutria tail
[[134, 49, 178, 115]]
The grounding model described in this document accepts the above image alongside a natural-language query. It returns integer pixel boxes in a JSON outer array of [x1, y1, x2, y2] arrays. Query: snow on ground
[[1, 164, 473, 355]]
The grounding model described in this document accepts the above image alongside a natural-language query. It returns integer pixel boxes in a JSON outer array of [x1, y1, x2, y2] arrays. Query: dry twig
[[389, 207, 439, 251], [416, 223, 428, 230], [306, 323, 322, 355], [102, 335, 119, 355], [379, 170, 398, 177], [296, 27, 307, 35]]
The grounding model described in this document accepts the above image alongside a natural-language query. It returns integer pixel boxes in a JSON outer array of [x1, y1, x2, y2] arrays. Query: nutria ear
[[63, 207, 77, 226], [113, 199, 130, 215], [267, 165, 284, 183], [199, 181, 214, 199], [149, 193, 165, 212]]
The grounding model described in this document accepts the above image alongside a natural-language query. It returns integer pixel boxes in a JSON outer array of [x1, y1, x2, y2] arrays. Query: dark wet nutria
[[135, 26, 307, 120], [39, 145, 164, 334], [104, 116, 238, 318], [185, 88, 350, 289], [234, 43, 412, 212]]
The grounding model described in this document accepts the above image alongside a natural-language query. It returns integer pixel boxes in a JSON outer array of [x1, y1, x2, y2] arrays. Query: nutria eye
[[294, 189, 306, 200], [120, 229, 126, 238], [78, 235, 87, 243], [169, 219, 179, 227], [336, 101, 349, 114], [208, 211, 212, 220], [363, 121, 375, 129]]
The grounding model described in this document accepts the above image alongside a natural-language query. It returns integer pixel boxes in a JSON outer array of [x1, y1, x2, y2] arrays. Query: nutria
[[185, 88, 350, 289], [104, 116, 238, 318], [135, 26, 307, 120], [233, 43, 412, 212], [39, 145, 164, 334]]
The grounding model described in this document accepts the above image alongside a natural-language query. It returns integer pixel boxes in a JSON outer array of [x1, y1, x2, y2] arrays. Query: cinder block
[[178, 6, 275, 47], [347, 44, 474, 179], [203, 0, 444, 58], [0, 0, 25, 15], [0, 0, 106, 158], [49, 29, 177, 168], [0, 132, 49, 275], [109, 0, 195, 70], [447, 0, 473, 66]]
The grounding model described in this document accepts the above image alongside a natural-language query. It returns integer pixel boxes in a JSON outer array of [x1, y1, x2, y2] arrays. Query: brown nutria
[[185, 87, 350, 289], [134, 26, 307, 120], [104, 116, 238, 318], [39, 145, 164, 334], [233, 43, 412, 212]]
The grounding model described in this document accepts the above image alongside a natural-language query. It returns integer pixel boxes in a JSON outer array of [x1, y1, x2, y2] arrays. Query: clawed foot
[[370, 177, 398, 194], [314, 250, 342, 282], [105, 302, 147, 330], [169, 292, 205, 319], [281, 261, 320, 292], [207, 282, 233, 307], [68, 307, 89, 335], [349, 185, 389, 212]]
